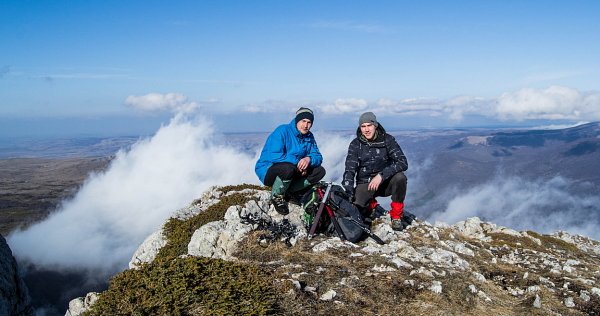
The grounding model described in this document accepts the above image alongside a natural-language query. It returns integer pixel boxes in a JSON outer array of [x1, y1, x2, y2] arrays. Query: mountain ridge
[[65, 184, 600, 315]]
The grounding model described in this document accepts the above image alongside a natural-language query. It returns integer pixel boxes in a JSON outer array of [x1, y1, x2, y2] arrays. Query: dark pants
[[264, 162, 326, 187], [354, 172, 407, 207]]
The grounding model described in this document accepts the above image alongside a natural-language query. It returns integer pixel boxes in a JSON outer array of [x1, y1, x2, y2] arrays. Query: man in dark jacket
[[342, 112, 408, 231], [255, 107, 326, 215]]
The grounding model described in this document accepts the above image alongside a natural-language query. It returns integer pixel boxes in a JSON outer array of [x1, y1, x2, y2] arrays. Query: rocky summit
[[67, 184, 600, 315]]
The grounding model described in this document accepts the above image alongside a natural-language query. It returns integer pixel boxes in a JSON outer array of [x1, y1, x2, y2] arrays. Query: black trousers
[[354, 172, 407, 207], [264, 162, 326, 187]]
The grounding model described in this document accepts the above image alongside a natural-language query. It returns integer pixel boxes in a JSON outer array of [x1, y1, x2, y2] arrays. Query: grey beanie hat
[[359, 112, 378, 127]]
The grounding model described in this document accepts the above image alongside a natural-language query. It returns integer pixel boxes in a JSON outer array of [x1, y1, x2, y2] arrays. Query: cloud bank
[[8, 113, 258, 275], [496, 86, 600, 120], [241, 86, 600, 124], [430, 176, 600, 240]]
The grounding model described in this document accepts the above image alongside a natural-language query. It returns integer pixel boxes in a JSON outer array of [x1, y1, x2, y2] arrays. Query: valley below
[[0, 157, 111, 235]]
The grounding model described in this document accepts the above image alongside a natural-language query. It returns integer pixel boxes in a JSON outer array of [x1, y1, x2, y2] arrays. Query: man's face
[[360, 123, 376, 140], [296, 119, 313, 134]]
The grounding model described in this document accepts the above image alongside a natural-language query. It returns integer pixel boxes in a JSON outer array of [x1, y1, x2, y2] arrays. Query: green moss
[[158, 191, 256, 261], [85, 185, 278, 316], [219, 183, 265, 195], [84, 257, 278, 316]]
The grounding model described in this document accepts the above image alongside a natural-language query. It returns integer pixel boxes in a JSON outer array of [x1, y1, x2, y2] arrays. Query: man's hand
[[368, 174, 383, 191], [343, 185, 355, 202], [297, 157, 311, 172]]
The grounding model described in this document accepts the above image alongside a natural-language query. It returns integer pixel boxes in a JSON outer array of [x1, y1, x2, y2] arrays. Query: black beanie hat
[[295, 107, 314, 123]]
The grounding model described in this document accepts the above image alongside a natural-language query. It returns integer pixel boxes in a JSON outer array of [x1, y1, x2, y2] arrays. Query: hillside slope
[[65, 185, 600, 316]]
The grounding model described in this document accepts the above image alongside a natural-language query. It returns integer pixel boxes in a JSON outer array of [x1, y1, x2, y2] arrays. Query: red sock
[[367, 198, 379, 211], [390, 201, 404, 220]]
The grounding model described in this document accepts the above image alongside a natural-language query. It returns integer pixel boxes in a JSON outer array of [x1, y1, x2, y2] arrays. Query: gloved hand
[[343, 185, 355, 201]]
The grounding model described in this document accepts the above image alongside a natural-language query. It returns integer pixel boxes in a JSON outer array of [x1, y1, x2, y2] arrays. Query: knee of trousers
[[308, 166, 326, 183], [272, 163, 297, 180], [390, 172, 407, 186]]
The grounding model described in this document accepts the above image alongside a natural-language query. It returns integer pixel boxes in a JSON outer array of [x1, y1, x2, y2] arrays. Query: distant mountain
[[398, 122, 600, 215]]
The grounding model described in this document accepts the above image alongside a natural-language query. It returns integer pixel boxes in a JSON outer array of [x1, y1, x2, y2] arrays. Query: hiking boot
[[391, 218, 404, 231], [370, 205, 387, 220], [271, 195, 289, 215], [400, 211, 416, 228]]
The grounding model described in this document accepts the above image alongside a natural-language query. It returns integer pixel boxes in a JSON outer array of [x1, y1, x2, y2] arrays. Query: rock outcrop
[[64, 292, 98, 316], [0, 234, 33, 316], [66, 185, 600, 315]]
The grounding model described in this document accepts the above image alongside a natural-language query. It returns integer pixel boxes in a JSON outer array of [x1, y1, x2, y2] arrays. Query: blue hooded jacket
[[255, 119, 323, 184]]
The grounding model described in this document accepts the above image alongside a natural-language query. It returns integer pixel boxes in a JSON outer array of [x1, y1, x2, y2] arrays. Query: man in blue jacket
[[255, 107, 326, 215]]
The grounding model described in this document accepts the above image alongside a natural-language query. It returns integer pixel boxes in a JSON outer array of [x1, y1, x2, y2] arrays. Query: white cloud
[[496, 86, 600, 121], [371, 97, 492, 120], [240, 99, 303, 114], [319, 98, 369, 114], [529, 121, 590, 130], [8, 114, 258, 275], [430, 176, 600, 240], [312, 131, 353, 182], [125, 92, 199, 113], [310, 86, 600, 123]]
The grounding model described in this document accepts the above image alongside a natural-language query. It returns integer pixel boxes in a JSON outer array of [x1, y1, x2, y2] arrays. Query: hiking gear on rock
[[271, 195, 289, 215], [239, 209, 297, 247], [303, 182, 384, 245], [342, 123, 407, 191], [391, 218, 404, 231], [255, 119, 323, 183], [390, 201, 404, 220], [295, 107, 314, 123]]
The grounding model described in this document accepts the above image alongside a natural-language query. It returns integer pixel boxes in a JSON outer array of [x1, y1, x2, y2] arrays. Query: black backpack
[[302, 182, 384, 244]]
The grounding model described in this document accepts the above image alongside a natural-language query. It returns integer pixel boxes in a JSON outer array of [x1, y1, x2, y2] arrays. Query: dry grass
[[235, 230, 581, 316]]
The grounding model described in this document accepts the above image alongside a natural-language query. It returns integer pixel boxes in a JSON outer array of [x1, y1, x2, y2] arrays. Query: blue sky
[[1, 0, 600, 136]]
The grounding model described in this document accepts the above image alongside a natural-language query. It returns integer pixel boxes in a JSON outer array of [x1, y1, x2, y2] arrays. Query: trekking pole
[[308, 182, 333, 237], [327, 199, 347, 241]]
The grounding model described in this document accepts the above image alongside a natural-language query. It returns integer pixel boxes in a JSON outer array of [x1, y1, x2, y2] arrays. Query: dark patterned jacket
[[342, 124, 408, 195]]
